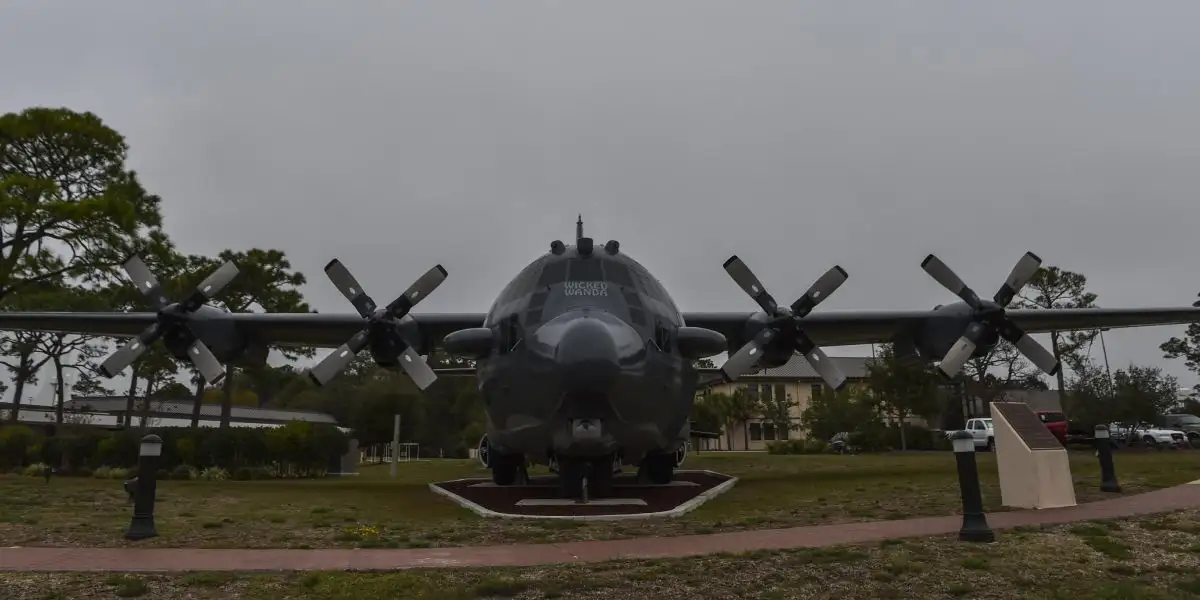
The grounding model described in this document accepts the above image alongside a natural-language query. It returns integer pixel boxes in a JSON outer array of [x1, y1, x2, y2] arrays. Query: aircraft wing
[[0, 311, 488, 351], [683, 306, 1200, 348]]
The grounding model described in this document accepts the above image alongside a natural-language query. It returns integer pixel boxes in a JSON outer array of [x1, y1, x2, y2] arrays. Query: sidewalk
[[3, 482, 1198, 572]]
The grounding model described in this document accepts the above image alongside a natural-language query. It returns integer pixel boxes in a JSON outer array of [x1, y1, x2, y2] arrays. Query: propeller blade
[[122, 256, 170, 311], [183, 261, 240, 310], [307, 330, 371, 386], [799, 344, 847, 390], [993, 251, 1042, 307], [324, 259, 378, 317], [790, 265, 848, 317], [1006, 327, 1061, 376], [386, 264, 449, 317], [99, 323, 162, 378], [937, 321, 988, 379], [921, 254, 981, 308], [397, 346, 438, 390], [723, 255, 780, 314], [720, 328, 776, 382], [186, 339, 227, 385]]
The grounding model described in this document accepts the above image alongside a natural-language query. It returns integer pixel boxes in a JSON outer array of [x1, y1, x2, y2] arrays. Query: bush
[[0, 423, 350, 479], [93, 466, 131, 479], [23, 462, 50, 477], [0, 425, 36, 468], [200, 467, 229, 481], [765, 439, 830, 455], [171, 465, 198, 480]]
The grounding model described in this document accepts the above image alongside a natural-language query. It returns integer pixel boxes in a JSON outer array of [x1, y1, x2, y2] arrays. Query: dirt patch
[[432, 470, 733, 516]]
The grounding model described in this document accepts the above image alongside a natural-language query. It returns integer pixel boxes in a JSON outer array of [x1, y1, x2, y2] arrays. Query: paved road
[[3, 482, 1197, 572]]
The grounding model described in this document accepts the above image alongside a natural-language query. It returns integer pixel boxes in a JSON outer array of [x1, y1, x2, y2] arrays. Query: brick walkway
[[3, 482, 1198, 573]]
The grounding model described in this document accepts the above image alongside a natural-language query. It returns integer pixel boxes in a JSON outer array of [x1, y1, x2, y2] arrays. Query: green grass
[[0, 450, 1197, 549], [3, 508, 1200, 599]]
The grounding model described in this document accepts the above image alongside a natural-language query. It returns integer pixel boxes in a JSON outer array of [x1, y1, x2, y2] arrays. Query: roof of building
[[736, 355, 872, 380], [63, 396, 338, 424]]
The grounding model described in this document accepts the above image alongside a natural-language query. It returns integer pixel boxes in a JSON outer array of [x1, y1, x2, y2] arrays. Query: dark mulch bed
[[432, 470, 733, 516]]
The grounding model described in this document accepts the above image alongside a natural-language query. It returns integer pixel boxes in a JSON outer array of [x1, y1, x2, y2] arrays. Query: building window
[[810, 383, 823, 398], [763, 422, 776, 441], [774, 384, 787, 406], [746, 384, 760, 403], [760, 384, 773, 404], [749, 422, 763, 441]]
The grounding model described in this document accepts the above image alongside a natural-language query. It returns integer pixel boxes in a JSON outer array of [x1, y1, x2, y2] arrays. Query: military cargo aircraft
[[4, 217, 1200, 498]]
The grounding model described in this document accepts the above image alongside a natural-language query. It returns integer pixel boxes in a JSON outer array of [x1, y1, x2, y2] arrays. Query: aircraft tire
[[491, 453, 522, 486], [558, 457, 586, 499], [642, 451, 674, 485], [587, 456, 614, 499]]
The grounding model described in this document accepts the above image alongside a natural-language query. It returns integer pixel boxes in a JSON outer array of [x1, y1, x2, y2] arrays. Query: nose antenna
[[576, 214, 584, 241]]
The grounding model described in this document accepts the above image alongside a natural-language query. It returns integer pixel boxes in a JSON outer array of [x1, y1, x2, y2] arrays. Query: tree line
[[2, 106, 1198, 458]]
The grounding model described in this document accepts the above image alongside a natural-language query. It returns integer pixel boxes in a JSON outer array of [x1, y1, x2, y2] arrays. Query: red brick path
[[3, 483, 1197, 572]]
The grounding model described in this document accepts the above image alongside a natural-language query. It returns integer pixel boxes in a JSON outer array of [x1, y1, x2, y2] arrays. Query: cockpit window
[[567, 258, 603, 281], [604, 261, 635, 288], [537, 261, 567, 287]]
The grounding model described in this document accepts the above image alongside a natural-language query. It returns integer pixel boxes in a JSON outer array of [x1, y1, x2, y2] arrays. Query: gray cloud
[[4, 0, 1200, 396]]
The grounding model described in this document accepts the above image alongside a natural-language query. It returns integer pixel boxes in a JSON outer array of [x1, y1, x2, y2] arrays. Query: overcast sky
[[5, 1, 1200, 402]]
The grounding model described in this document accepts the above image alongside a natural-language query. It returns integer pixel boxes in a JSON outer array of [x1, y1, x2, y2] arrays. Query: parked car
[[1036, 410, 1068, 445], [1162, 414, 1200, 443], [1126, 423, 1190, 449]]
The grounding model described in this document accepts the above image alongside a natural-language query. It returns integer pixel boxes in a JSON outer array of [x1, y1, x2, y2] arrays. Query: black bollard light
[[1094, 425, 1122, 493], [951, 430, 995, 543], [124, 434, 162, 540]]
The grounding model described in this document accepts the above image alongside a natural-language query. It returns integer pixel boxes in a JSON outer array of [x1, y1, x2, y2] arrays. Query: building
[[0, 394, 342, 431], [700, 355, 872, 450]]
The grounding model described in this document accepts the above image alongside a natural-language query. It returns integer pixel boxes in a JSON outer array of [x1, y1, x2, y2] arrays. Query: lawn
[[1, 450, 1198, 550], [2, 508, 1199, 599]]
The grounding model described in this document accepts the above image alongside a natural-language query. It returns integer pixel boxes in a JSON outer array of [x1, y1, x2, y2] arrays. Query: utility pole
[[390, 414, 401, 479]]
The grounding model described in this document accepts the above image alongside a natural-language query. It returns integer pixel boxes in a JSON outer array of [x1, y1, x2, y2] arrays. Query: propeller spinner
[[306, 259, 448, 390], [720, 256, 850, 390], [920, 251, 1060, 379], [99, 255, 240, 385]]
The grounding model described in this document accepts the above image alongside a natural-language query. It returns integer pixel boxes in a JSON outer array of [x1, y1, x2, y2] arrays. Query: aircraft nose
[[554, 317, 621, 394]]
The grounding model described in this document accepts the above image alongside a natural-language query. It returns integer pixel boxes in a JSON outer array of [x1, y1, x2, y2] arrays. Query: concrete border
[[427, 469, 738, 521]]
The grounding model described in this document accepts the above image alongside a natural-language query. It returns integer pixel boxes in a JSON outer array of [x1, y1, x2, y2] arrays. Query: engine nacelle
[[368, 316, 427, 369], [164, 304, 268, 369], [908, 302, 999, 363], [734, 312, 794, 369]]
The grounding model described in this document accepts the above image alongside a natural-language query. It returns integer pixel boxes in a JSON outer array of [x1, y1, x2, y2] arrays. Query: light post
[[124, 434, 162, 540]]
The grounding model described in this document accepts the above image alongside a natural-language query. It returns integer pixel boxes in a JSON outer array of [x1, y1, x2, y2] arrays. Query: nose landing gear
[[553, 453, 618, 500]]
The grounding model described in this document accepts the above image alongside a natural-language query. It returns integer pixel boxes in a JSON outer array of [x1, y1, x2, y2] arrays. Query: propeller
[[306, 259, 447, 390], [920, 251, 1060, 379], [99, 255, 240, 385], [719, 256, 850, 390]]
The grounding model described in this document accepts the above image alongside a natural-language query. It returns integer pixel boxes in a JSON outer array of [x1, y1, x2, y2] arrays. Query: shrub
[[0, 425, 36, 468], [23, 462, 50, 477], [93, 466, 131, 479], [765, 439, 830, 455], [200, 467, 229, 481], [171, 465, 198, 480]]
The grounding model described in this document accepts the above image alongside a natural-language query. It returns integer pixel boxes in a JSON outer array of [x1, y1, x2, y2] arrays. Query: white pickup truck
[[961, 418, 995, 451]]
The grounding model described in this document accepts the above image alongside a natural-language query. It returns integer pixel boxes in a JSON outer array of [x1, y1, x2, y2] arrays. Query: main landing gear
[[638, 450, 676, 485], [479, 434, 529, 485]]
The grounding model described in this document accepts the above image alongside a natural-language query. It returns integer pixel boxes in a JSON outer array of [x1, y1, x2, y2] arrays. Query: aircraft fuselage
[[476, 237, 698, 478]]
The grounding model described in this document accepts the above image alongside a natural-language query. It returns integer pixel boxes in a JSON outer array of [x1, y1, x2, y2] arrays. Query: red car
[[1037, 410, 1068, 445]]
